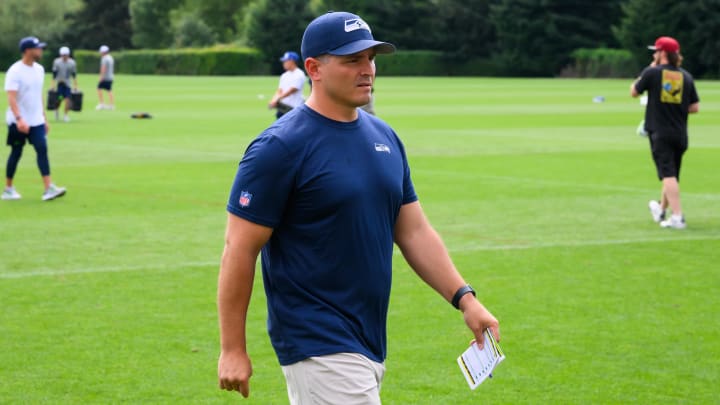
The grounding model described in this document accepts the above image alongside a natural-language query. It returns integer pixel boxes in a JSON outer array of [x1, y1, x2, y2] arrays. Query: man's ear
[[305, 57, 323, 82]]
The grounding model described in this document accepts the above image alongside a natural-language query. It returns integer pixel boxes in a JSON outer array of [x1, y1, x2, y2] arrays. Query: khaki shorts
[[281, 352, 385, 405]]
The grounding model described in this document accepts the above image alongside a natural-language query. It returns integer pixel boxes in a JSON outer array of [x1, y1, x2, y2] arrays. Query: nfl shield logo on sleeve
[[239, 191, 253, 208]]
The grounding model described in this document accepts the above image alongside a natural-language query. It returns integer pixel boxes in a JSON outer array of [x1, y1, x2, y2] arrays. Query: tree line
[[1, 0, 718, 77]]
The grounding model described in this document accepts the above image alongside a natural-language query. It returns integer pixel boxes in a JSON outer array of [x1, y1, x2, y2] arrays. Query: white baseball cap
[[99, 45, 110, 53], [59, 46, 70, 56]]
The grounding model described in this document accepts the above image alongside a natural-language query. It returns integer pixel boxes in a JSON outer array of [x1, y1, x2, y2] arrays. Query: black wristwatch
[[451, 285, 476, 310]]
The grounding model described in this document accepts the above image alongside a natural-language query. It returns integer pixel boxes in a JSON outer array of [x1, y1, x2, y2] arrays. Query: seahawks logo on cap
[[345, 18, 371, 33]]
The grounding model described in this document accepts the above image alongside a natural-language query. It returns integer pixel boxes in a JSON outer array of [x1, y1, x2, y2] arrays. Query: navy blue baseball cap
[[301, 12, 395, 61], [19, 37, 47, 52], [280, 51, 300, 62]]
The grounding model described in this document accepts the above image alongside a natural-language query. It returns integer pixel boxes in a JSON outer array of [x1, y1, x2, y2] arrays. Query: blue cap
[[279, 51, 300, 62], [301, 12, 395, 61], [19, 36, 47, 52]]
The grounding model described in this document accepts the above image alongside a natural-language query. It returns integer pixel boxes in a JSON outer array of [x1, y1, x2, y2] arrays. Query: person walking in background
[[217, 12, 500, 403], [631, 36, 700, 229], [3, 37, 66, 201], [268, 51, 306, 119], [96, 45, 115, 110], [51, 46, 78, 122]]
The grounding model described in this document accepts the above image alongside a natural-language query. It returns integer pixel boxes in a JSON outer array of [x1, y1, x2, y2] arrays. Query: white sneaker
[[96, 104, 106, 110], [42, 184, 66, 201], [2, 187, 21, 200], [660, 215, 686, 229], [63, 115, 70, 122], [648, 200, 665, 223], [107, 104, 115, 110]]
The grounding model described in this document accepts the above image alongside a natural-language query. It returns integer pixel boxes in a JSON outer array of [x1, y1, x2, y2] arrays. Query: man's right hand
[[16, 118, 29, 134], [218, 350, 252, 397]]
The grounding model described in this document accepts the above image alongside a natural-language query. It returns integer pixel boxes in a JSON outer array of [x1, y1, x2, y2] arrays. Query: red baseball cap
[[648, 36, 680, 53]]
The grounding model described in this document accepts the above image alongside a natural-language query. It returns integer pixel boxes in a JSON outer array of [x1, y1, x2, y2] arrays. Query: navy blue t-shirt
[[227, 105, 418, 366]]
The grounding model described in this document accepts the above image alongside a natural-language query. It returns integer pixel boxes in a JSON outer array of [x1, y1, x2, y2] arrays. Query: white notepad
[[457, 329, 505, 390]]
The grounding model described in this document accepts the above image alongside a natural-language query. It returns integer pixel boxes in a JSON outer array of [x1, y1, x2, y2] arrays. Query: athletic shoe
[[96, 104, 105, 110], [63, 115, 71, 122], [660, 215, 686, 229], [648, 200, 665, 223], [1, 187, 21, 200], [42, 184, 66, 201], [107, 105, 115, 110]]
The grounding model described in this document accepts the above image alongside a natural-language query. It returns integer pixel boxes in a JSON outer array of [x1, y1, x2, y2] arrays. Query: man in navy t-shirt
[[218, 11, 501, 404]]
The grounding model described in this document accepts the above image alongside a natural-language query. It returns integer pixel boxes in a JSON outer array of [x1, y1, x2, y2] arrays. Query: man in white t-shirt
[[3, 37, 66, 201], [268, 51, 306, 119]]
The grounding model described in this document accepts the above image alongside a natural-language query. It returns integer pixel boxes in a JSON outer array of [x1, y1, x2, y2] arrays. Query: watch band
[[451, 285, 476, 309]]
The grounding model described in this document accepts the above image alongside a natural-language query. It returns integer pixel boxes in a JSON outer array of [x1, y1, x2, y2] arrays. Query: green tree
[[173, 13, 218, 47], [318, 0, 443, 51], [184, 0, 248, 43], [62, 0, 133, 50], [0, 0, 80, 67], [129, 0, 182, 49], [614, 0, 719, 78], [245, 0, 314, 72], [435, 0, 494, 61], [690, 0, 720, 78], [490, 0, 624, 76]]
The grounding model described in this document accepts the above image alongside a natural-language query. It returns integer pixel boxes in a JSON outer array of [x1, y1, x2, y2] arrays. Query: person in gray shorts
[[96, 45, 114, 110]]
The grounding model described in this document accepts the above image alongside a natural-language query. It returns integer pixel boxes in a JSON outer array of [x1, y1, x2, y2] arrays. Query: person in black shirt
[[631, 36, 699, 229]]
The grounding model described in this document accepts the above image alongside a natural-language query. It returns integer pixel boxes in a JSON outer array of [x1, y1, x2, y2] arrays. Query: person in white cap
[[96, 45, 115, 110], [3, 37, 66, 201], [217, 12, 499, 403], [51, 46, 78, 122]]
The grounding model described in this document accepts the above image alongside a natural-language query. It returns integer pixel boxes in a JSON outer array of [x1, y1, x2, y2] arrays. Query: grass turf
[[0, 74, 718, 404]]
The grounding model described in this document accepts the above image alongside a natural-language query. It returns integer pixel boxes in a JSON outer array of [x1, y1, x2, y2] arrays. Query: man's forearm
[[7, 92, 21, 119], [397, 224, 466, 302], [218, 245, 257, 354], [278, 88, 299, 101]]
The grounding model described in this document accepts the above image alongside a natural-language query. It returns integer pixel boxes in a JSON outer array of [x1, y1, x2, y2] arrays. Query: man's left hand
[[459, 294, 500, 349]]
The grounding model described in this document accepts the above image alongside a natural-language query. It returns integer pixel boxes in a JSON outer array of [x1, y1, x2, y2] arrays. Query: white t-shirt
[[278, 68, 306, 108], [5, 60, 46, 126]]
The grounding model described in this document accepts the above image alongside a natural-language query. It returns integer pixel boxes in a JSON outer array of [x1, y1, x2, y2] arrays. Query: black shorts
[[648, 131, 688, 180], [98, 80, 113, 91], [6, 124, 46, 147]]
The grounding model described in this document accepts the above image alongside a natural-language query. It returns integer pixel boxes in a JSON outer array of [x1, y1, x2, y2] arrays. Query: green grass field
[[1, 73, 718, 404]]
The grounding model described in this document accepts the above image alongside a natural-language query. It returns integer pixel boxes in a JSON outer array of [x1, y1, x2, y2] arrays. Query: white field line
[[0, 260, 219, 280], [2, 235, 718, 279]]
